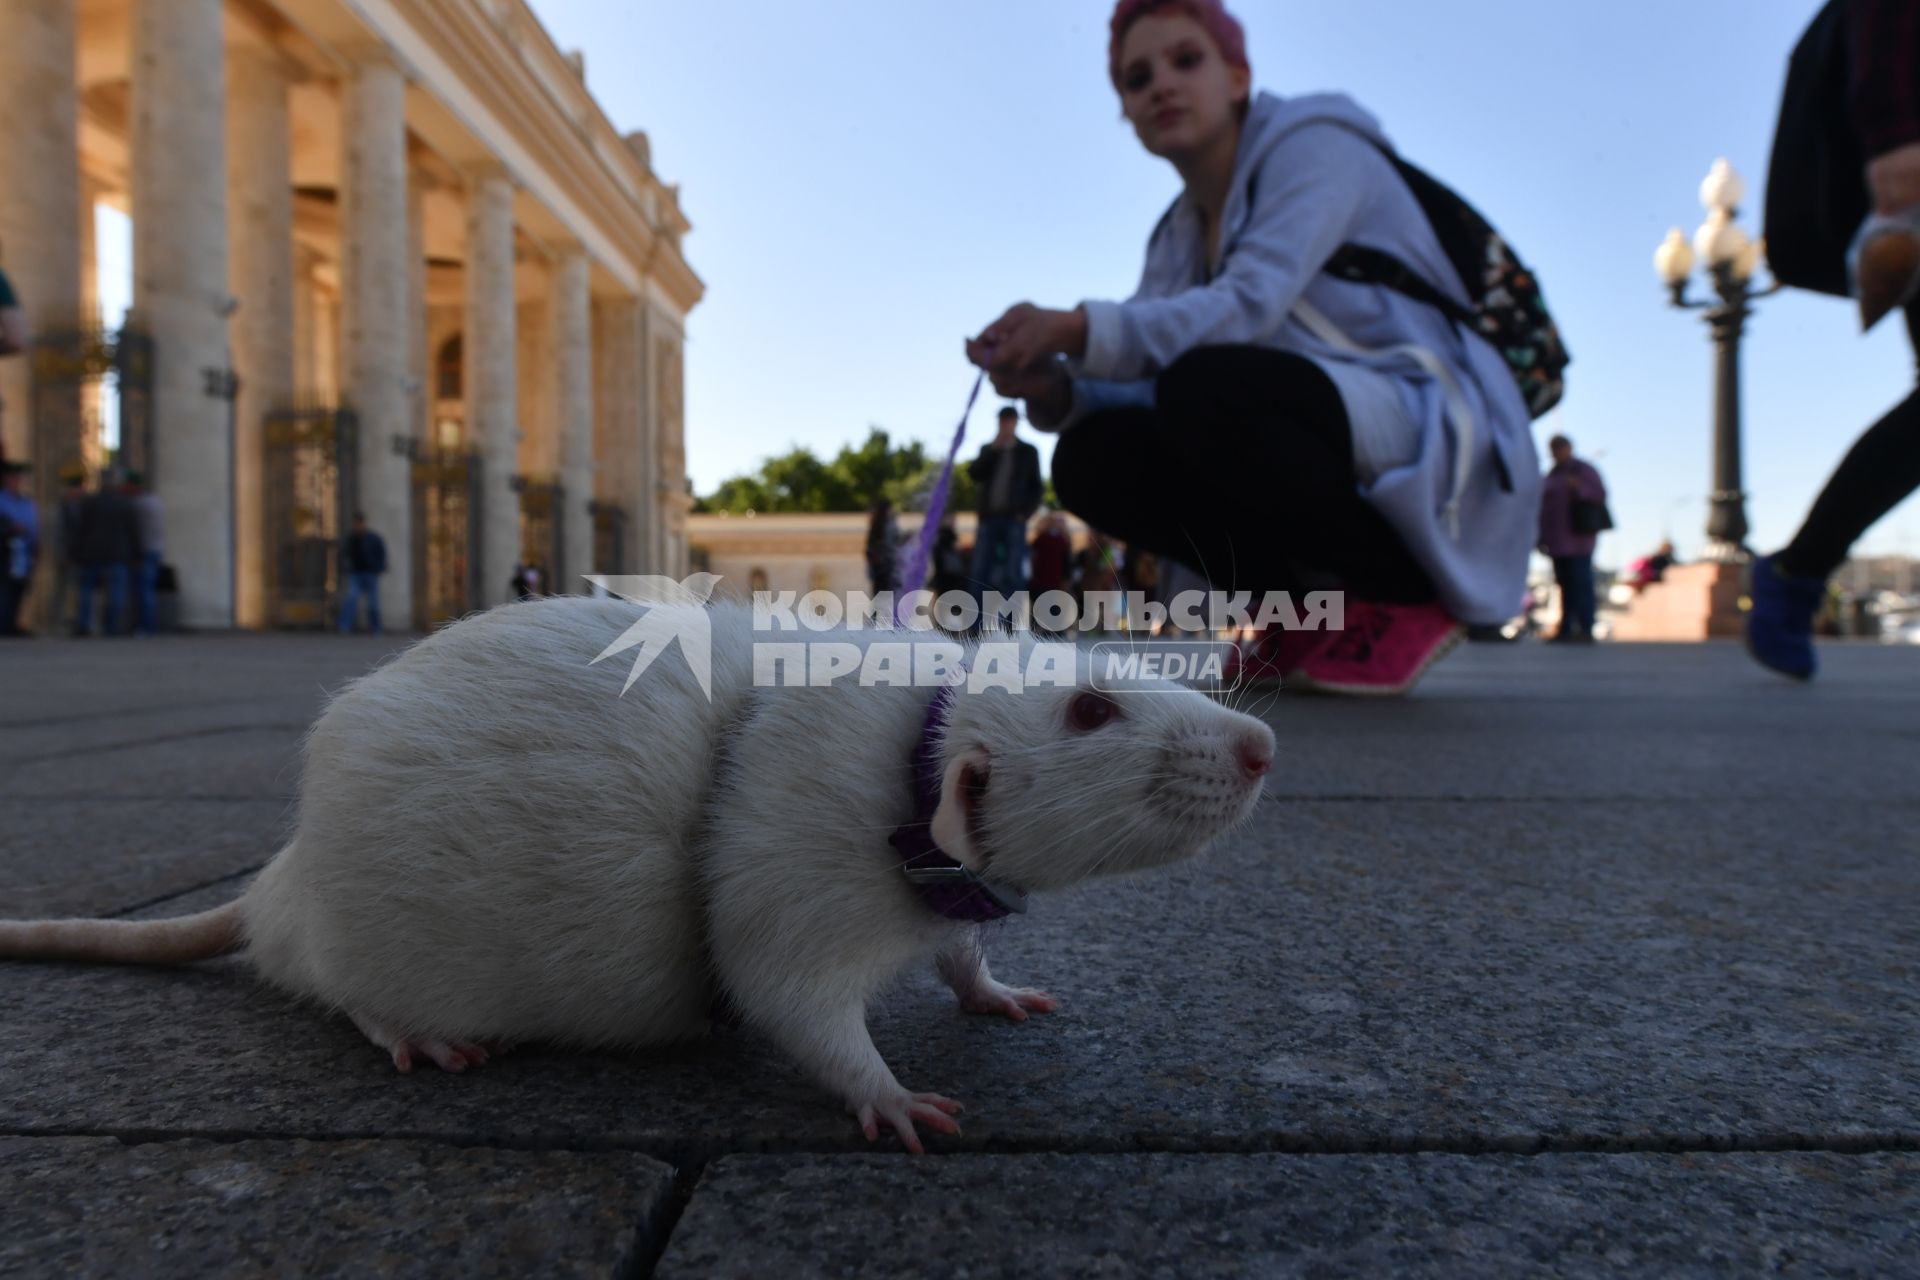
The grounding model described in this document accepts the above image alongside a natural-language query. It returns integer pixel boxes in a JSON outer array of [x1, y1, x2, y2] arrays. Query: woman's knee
[[1156, 345, 1335, 420], [1049, 424, 1098, 515]]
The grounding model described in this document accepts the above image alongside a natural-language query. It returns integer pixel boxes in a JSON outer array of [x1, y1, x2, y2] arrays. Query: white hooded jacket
[[1056, 90, 1542, 626]]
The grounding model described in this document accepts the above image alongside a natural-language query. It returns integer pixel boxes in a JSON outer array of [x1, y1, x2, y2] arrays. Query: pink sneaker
[[1223, 626, 1335, 687], [1288, 600, 1463, 696]]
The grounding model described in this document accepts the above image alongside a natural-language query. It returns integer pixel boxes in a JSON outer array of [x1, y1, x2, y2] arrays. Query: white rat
[[0, 597, 1274, 1151]]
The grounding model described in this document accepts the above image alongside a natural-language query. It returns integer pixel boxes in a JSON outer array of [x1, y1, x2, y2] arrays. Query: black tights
[[1050, 346, 1435, 602], [1778, 302, 1920, 578]]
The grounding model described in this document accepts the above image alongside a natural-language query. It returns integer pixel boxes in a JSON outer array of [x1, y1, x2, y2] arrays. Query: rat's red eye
[[1067, 691, 1118, 733]]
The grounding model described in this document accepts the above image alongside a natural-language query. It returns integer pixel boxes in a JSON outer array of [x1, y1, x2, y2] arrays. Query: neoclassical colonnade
[[0, 0, 701, 630]]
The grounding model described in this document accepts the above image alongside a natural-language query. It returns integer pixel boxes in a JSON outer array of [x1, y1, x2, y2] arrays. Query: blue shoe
[[1745, 554, 1825, 680]]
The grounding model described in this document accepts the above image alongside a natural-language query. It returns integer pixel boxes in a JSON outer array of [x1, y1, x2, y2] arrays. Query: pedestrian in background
[[0, 460, 38, 635], [967, 406, 1043, 604], [929, 512, 966, 603], [338, 513, 387, 634], [865, 496, 900, 596], [1536, 434, 1609, 643], [1027, 509, 1075, 635], [72, 468, 141, 637], [54, 463, 87, 627], [0, 238, 26, 463], [126, 471, 164, 635], [1749, 0, 1920, 679]]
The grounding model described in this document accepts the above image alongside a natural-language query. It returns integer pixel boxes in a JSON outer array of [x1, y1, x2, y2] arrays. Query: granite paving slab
[[0, 698, 325, 763], [0, 725, 308, 800], [0, 634, 403, 722], [656, 1151, 1920, 1279], [0, 1136, 671, 1279], [1258, 643, 1920, 802], [1, 797, 1912, 1156], [0, 796, 286, 917]]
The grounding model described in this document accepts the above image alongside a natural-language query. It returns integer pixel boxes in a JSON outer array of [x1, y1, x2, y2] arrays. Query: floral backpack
[[1320, 144, 1572, 420]]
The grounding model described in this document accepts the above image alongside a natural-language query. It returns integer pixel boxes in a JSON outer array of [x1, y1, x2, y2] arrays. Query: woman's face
[[1116, 11, 1250, 162]]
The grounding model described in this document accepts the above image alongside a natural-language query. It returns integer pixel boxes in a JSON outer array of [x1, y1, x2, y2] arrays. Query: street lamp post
[[1654, 159, 1780, 565]]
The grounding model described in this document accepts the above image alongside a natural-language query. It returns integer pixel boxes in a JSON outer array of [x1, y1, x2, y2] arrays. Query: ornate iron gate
[[28, 322, 154, 476], [411, 445, 482, 629], [262, 405, 357, 629], [514, 475, 564, 594], [590, 500, 626, 578]]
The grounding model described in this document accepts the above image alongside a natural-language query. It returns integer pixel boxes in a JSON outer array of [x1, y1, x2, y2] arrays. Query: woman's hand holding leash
[[966, 303, 1087, 424]]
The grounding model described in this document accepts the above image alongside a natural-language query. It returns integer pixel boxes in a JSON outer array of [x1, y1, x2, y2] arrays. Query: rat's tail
[[0, 900, 246, 966]]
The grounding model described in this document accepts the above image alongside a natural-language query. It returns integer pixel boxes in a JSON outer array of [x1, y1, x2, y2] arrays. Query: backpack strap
[[1322, 244, 1477, 328]]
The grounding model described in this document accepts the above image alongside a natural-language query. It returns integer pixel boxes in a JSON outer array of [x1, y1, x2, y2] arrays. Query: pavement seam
[[632, 1162, 708, 1280], [106, 864, 270, 919], [0, 723, 311, 767], [2, 1126, 1914, 1162]]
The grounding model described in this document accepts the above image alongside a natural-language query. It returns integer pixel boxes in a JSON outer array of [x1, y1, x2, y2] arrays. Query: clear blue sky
[[494, 5, 1919, 568]]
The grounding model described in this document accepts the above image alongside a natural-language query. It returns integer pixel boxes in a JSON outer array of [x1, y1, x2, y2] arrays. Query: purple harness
[[887, 681, 1028, 922]]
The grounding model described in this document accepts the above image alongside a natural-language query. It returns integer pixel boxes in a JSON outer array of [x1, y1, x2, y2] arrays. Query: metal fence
[[411, 445, 483, 630], [262, 403, 358, 628]]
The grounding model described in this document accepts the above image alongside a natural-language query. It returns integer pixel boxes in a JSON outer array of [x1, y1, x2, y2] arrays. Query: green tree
[[697, 427, 984, 516]]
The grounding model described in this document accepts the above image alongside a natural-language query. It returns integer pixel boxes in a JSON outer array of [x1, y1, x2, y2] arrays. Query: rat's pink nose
[[1237, 736, 1273, 780]]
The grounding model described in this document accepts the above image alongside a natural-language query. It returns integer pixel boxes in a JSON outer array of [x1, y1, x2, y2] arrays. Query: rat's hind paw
[[856, 1090, 963, 1155], [960, 979, 1059, 1022], [350, 1012, 506, 1074]]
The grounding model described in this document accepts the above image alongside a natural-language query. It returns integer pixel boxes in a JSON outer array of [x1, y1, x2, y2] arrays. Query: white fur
[[19, 597, 1275, 1132]]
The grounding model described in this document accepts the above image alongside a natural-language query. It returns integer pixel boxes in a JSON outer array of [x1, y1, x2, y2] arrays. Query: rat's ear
[[929, 747, 991, 872]]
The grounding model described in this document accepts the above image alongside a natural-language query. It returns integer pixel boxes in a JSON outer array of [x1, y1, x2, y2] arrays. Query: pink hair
[[1108, 0, 1250, 91]]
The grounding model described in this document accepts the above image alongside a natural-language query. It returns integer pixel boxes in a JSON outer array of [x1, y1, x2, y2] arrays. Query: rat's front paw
[[960, 978, 1059, 1022], [855, 1090, 963, 1155]]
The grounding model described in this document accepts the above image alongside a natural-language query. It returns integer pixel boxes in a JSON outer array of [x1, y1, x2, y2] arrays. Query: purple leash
[[892, 364, 989, 627]]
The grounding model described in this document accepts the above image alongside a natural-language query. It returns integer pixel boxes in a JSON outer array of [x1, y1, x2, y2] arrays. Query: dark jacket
[[864, 512, 898, 585], [968, 439, 1044, 519], [72, 489, 143, 566], [343, 530, 388, 575]]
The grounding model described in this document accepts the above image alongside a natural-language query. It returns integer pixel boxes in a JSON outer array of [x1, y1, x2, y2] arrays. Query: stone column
[[0, 0, 84, 629], [591, 294, 645, 575], [227, 44, 296, 630], [77, 176, 103, 472], [465, 168, 518, 607], [0, 0, 83, 460], [131, 0, 232, 627], [341, 54, 413, 622], [651, 323, 688, 578], [407, 173, 430, 443], [551, 250, 592, 591]]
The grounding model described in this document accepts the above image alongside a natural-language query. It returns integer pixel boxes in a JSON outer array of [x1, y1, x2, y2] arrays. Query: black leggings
[[1050, 345, 1435, 602], [1778, 302, 1920, 578]]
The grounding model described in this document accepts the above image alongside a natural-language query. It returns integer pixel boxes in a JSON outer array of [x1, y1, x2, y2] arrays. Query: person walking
[[0, 239, 26, 463], [1536, 434, 1608, 643], [966, 406, 1044, 605], [126, 471, 164, 635], [865, 496, 900, 596], [928, 512, 967, 603], [72, 470, 141, 636], [1028, 510, 1074, 595], [1027, 509, 1076, 634], [0, 461, 38, 635], [965, 0, 1542, 694], [53, 463, 87, 628], [338, 513, 388, 634], [1748, 0, 1920, 679]]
